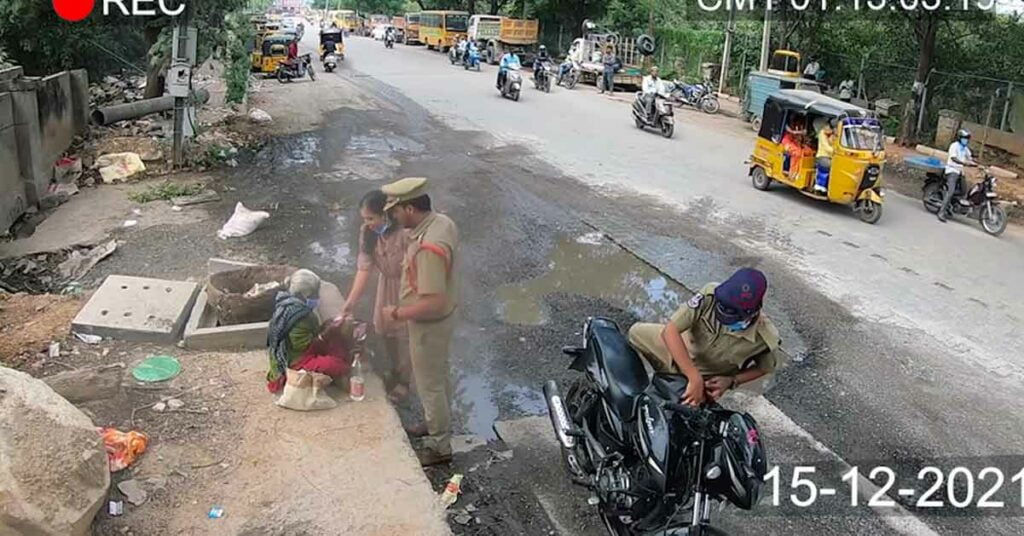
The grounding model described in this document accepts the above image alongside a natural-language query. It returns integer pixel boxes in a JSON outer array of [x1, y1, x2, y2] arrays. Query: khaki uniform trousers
[[409, 313, 455, 456]]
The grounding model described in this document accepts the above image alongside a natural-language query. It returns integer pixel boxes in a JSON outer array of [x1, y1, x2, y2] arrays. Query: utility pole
[[171, 0, 194, 168], [718, 6, 735, 93], [758, 0, 772, 71]]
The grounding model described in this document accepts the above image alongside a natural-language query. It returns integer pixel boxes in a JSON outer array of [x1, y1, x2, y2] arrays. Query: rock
[[166, 398, 184, 410], [453, 514, 472, 525], [0, 366, 110, 536], [248, 108, 273, 124], [117, 479, 148, 506], [152, 402, 167, 412], [42, 363, 124, 404]]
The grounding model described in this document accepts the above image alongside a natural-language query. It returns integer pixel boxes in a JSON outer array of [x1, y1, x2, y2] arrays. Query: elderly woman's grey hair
[[286, 269, 321, 300]]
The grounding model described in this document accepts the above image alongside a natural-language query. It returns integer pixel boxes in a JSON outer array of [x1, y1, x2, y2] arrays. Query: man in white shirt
[[938, 128, 977, 222], [641, 66, 662, 118], [803, 58, 820, 80]]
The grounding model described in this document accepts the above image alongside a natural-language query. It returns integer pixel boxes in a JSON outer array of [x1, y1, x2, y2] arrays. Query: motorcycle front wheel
[[276, 68, 288, 83], [660, 118, 675, 138], [566, 74, 579, 90], [980, 203, 1008, 236], [308, 65, 316, 81], [701, 97, 721, 114]]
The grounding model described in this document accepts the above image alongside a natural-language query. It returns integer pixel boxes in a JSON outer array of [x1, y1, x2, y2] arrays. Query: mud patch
[[309, 241, 351, 270]]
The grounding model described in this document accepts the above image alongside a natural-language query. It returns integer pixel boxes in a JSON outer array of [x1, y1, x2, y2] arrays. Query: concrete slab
[[72, 275, 199, 343], [207, 257, 257, 275], [183, 287, 267, 350]]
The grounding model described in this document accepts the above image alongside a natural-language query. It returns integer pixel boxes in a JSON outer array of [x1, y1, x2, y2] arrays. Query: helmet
[[957, 128, 972, 140], [704, 412, 767, 510], [539, 45, 547, 50]]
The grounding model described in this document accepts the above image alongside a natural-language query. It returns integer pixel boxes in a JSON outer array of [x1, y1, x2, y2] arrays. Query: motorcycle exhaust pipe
[[543, 380, 577, 449]]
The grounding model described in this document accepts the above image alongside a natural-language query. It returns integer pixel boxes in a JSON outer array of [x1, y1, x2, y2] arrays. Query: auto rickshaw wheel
[[751, 116, 761, 133], [751, 167, 771, 191], [857, 201, 883, 224]]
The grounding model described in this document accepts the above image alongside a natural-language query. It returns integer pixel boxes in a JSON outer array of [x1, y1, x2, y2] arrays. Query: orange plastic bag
[[100, 428, 149, 472]]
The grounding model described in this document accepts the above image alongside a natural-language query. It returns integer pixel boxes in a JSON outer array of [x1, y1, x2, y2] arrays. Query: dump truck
[[468, 15, 540, 65]]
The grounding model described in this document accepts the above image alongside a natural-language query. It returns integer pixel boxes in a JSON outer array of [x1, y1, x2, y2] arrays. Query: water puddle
[[346, 132, 424, 155], [495, 233, 685, 326], [455, 371, 547, 439], [308, 241, 350, 271], [256, 133, 320, 168]]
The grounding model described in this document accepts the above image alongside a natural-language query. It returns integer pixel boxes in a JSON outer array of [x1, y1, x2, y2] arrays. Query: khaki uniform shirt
[[629, 283, 782, 377], [400, 212, 458, 319]]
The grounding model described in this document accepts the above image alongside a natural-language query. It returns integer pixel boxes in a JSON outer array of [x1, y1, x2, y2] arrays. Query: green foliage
[[324, 0, 409, 13], [128, 181, 205, 203], [224, 11, 255, 104]]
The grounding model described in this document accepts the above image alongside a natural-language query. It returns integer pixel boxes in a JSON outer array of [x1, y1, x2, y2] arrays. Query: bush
[[224, 12, 255, 104]]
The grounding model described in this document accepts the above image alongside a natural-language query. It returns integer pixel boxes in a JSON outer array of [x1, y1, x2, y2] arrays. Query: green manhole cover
[[132, 355, 182, 383]]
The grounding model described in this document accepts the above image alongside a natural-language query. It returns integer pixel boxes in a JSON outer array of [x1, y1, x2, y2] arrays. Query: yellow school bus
[[419, 10, 468, 51], [332, 10, 359, 33]]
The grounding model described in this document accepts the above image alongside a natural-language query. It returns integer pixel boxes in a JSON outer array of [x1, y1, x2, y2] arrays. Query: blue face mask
[[305, 298, 319, 309], [959, 138, 969, 148], [374, 221, 391, 236], [724, 318, 754, 332]]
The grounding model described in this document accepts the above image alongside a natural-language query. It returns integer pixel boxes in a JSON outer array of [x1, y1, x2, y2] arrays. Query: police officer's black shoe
[[937, 212, 948, 222]]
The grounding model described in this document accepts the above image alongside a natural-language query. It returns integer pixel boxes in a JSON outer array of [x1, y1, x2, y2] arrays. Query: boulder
[[0, 367, 110, 536]]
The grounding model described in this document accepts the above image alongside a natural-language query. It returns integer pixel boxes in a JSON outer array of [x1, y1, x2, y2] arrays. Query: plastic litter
[[132, 355, 182, 382], [108, 500, 124, 516], [439, 473, 463, 508], [217, 202, 270, 239], [74, 332, 103, 344], [123, 220, 138, 227], [349, 356, 365, 402], [48, 342, 60, 358], [54, 156, 83, 184], [275, 370, 337, 411], [96, 152, 146, 183], [208, 506, 225, 519], [100, 428, 149, 472]]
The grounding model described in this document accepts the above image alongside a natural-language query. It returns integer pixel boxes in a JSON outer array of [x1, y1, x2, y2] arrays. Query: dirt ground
[[0, 293, 84, 367]]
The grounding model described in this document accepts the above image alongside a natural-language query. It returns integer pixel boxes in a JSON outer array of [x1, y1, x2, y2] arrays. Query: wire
[[84, 38, 147, 75]]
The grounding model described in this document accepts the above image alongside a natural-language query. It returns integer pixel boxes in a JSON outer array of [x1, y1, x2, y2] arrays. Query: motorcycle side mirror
[[562, 346, 583, 357]]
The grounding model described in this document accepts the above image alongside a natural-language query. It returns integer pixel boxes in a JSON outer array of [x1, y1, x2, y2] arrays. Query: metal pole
[[758, 0, 771, 71], [172, 1, 193, 168], [718, 7, 734, 94], [980, 92, 995, 160], [738, 50, 747, 95], [1000, 81, 1013, 131], [915, 83, 928, 138], [857, 53, 867, 100]]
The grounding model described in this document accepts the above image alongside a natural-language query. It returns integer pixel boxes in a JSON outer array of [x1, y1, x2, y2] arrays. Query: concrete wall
[[937, 108, 1024, 166], [0, 93, 27, 231], [0, 67, 86, 210]]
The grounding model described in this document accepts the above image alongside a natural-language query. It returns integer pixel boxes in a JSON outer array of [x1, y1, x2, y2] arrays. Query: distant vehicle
[[467, 15, 539, 66], [372, 25, 390, 40], [331, 9, 359, 34], [565, 23, 644, 90], [404, 12, 422, 45], [420, 10, 468, 51]]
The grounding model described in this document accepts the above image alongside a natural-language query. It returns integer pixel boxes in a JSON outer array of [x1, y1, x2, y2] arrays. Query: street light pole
[[718, 6, 735, 93], [758, 0, 772, 71]]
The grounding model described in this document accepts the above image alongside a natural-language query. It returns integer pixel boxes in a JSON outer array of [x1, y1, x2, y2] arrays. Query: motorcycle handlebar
[[660, 401, 703, 417]]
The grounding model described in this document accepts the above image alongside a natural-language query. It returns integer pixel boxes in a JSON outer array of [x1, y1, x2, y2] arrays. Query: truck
[[565, 32, 644, 90], [467, 15, 539, 65]]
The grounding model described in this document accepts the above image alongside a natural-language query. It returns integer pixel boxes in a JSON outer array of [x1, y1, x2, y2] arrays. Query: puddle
[[346, 133, 424, 155], [308, 241, 351, 270], [495, 236, 685, 326], [455, 370, 547, 439], [257, 133, 320, 168], [315, 154, 400, 182]]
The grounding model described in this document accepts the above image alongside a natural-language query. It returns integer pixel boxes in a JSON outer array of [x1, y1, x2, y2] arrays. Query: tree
[[897, 10, 941, 145]]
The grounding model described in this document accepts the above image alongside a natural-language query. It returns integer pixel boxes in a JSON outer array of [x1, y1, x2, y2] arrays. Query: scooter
[[464, 47, 482, 71], [385, 34, 395, 49], [632, 91, 674, 138], [449, 45, 464, 65], [533, 62, 552, 93], [544, 317, 767, 536], [276, 54, 316, 83], [923, 167, 1008, 236], [667, 78, 720, 114], [557, 60, 580, 90], [498, 65, 523, 101], [322, 52, 339, 73]]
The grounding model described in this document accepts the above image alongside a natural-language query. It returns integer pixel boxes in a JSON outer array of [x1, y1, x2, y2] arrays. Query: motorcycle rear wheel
[[922, 182, 942, 214], [980, 203, 1007, 236], [276, 68, 288, 83], [566, 75, 579, 90], [701, 97, 721, 114], [308, 65, 316, 81]]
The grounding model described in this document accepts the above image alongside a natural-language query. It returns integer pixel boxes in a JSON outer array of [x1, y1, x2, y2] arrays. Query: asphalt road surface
[[234, 30, 1023, 535]]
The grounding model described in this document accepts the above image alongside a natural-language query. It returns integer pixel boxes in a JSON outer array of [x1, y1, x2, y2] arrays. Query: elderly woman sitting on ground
[[266, 269, 350, 393]]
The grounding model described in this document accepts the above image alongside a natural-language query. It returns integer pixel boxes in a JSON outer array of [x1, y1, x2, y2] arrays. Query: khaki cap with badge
[[382, 177, 429, 211]]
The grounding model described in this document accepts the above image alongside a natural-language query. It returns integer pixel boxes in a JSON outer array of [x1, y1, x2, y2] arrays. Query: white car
[[371, 25, 393, 41]]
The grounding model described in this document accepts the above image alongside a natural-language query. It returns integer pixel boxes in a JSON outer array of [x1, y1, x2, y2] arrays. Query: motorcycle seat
[[649, 373, 689, 401], [587, 318, 649, 421]]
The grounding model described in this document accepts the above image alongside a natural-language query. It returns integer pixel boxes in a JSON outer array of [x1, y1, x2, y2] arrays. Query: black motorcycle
[[276, 54, 316, 83], [557, 60, 581, 90], [922, 167, 1007, 236], [533, 61, 552, 93], [385, 34, 395, 49], [632, 92, 674, 138], [666, 78, 720, 115], [544, 317, 767, 536]]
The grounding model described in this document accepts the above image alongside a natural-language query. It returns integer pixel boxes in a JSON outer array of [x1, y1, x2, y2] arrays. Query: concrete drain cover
[[72, 275, 199, 343]]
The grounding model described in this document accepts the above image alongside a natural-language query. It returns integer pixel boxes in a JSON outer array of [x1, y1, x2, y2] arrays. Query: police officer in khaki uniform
[[628, 268, 781, 406], [379, 177, 459, 466]]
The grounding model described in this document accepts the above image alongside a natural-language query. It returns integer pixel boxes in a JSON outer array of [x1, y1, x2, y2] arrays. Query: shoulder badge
[[687, 293, 703, 309]]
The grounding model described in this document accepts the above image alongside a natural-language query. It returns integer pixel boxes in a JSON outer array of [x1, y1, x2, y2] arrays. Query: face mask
[[373, 221, 390, 237], [305, 298, 319, 310], [724, 318, 754, 332], [959, 138, 969, 148]]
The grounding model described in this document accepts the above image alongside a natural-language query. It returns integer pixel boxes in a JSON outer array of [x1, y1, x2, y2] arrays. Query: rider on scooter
[[627, 268, 782, 406], [533, 45, 551, 81], [497, 50, 521, 90], [938, 128, 978, 222], [641, 66, 662, 118]]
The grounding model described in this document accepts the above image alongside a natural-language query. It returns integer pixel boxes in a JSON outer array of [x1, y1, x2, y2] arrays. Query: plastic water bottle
[[349, 356, 365, 402]]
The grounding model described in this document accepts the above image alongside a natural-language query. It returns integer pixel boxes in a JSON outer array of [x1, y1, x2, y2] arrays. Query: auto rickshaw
[[319, 28, 345, 72], [253, 33, 294, 76], [747, 90, 886, 224]]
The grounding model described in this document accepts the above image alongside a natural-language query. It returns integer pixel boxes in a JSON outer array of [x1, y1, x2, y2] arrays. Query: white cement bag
[[217, 202, 270, 239]]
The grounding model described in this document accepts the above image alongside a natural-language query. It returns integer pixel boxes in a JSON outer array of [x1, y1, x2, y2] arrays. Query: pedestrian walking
[[342, 190, 413, 404], [601, 45, 620, 94], [379, 177, 459, 466]]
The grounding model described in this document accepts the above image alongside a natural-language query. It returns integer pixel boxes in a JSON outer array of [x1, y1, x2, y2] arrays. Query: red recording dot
[[53, 0, 95, 22]]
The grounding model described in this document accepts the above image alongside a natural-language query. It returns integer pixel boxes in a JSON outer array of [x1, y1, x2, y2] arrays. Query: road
[[268, 30, 1024, 534]]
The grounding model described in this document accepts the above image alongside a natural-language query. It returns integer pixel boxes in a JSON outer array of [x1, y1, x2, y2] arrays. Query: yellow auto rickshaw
[[748, 90, 886, 224], [319, 28, 345, 72], [252, 33, 294, 76]]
